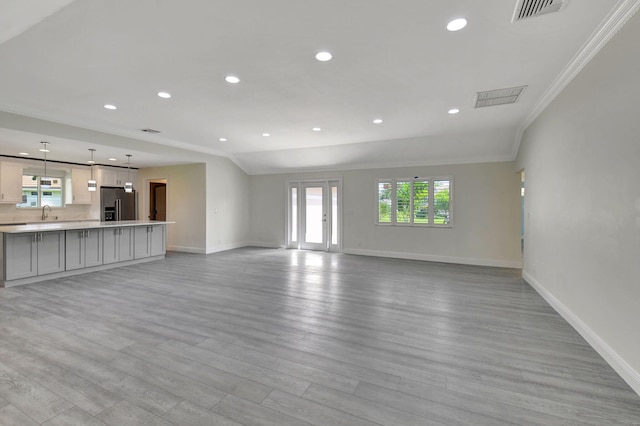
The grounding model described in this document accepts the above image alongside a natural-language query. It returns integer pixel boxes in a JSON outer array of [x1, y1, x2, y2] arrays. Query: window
[[433, 179, 451, 225], [376, 177, 452, 226], [17, 174, 64, 208], [377, 181, 392, 223], [413, 179, 429, 224]]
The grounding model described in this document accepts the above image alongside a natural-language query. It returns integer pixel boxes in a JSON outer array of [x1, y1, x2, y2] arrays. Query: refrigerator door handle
[[115, 199, 121, 221]]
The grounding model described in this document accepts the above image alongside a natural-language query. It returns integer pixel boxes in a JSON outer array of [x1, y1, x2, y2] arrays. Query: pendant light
[[124, 154, 133, 193], [87, 148, 97, 191], [39, 141, 51, 188]]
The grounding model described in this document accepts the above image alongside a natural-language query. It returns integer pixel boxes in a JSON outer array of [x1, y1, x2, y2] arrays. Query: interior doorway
[[149, 180, 167, 221], [287, 179, 341, 252]]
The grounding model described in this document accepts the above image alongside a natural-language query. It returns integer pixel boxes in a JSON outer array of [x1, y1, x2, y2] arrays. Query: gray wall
[[516, 12, 640, 394]]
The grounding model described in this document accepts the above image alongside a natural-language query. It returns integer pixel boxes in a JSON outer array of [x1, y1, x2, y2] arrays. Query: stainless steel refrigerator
[[100, 187, 136, 221]]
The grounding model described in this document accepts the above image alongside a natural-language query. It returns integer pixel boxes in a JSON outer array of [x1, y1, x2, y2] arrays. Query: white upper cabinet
[[66, 168, 93, 204], [99, 167, 119, 186], [0, 161, 23, 203], [99, 166, 137, 188]]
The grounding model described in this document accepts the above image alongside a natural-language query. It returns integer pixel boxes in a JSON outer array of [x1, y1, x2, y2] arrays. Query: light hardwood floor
[[0, 248, 639, 425]]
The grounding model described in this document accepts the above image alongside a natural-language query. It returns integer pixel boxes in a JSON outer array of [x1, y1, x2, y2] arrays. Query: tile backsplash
[[0, 203, 97, 224]]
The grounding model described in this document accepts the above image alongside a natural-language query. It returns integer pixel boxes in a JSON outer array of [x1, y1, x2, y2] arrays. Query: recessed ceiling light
[[108, 157, 117, 161], [157, 91, 171, 99], [372, 119, 383, 124], [104, 104, 117, 110], [448, 108, 460, 114], [262, 133, 270, 137], [447, 18, 467, 31], [19, 152, 29, 156], [225, 75, 240, 84], [315, 51, 333, 62], [39, 148, 49, 153], [219, 137, 228, 142], [312, 127, 322, 132]]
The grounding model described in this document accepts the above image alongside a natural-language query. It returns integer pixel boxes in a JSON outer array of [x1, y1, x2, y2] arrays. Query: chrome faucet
[[42, 205, 52, 221]]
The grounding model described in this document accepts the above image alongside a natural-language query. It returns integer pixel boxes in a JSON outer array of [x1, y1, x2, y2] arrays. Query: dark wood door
[[155, 185, 166, 221]]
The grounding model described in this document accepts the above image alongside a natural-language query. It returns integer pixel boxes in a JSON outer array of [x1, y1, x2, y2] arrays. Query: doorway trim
[[149, 181, 167, 221], [286, 178, 342, 252], [142, 177, 170, 244]]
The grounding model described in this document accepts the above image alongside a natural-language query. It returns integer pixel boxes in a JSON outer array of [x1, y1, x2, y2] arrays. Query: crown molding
[[512, 0, 640, 160]]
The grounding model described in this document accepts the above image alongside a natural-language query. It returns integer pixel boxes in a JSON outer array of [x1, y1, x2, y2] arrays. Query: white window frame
[[17, 168, 67, 209], [375, 176, 453, 228]]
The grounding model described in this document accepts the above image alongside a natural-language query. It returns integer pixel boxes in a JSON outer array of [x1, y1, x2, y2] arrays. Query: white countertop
[[0, 220, 174, 234]]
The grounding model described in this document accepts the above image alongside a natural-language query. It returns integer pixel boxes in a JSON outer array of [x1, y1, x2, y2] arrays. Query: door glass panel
[[291, 187, 297, 242], [305, 186, 323, 244], [331, 186, 338, 245]]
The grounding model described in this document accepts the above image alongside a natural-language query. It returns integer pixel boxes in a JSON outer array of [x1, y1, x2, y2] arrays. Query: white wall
[[250, 161, 522, 268], [137, 163, 207, 253], [515, 12, 640, 394], [137, 156, 250, 254], [205, 156, 251, 253]]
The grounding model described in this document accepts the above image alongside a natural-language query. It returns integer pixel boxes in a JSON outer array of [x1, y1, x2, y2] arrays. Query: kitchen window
[[17, 173, 64, 208], [377, 177, 452, 226]]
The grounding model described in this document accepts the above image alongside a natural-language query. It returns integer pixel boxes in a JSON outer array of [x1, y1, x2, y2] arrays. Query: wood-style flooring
[[0, 248, 639, 425]]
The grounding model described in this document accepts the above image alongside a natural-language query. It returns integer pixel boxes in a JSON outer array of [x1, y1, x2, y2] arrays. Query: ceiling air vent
[[141, 128, 161, 134], [512, 0, 567, 22], [474, 86, 527, 108]]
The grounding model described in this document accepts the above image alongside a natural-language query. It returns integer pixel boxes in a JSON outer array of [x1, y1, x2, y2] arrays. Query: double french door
[[287, 180, 341, 252]]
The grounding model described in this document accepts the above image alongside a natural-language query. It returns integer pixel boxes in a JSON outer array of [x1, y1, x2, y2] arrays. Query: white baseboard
[[343, 248, 522, 269], [523, 270, 640, 397], [205, 241, 253, 254], [170, 242, 283, 254], [244, 241, 284, 249], [167, 245, 206, 254]]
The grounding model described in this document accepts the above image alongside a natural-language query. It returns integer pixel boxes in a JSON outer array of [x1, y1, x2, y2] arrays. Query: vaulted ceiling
[[0, 0, 632, 173]]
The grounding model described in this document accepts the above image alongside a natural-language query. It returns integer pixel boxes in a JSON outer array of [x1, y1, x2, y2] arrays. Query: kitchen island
[[0, 220, 173, 287]]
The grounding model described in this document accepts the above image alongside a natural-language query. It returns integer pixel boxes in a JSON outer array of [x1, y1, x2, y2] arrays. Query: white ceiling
[[0, 0, 628, 173]]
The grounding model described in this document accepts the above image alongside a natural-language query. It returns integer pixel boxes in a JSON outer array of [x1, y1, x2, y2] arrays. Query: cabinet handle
[[79, 231, 83, 238], [86, 230, 90, 238], [119, 228, 123, 235], [38, 233, 43, 242], [32, 234, 36, 242], [114, 229, 118, 236]]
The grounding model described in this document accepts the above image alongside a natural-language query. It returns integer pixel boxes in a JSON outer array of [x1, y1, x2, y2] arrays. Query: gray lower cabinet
[[134, 224, 166, 259], [4, 231, 65, 280], [66, 229, 103, 271], [2, 223, 169, 287], [103, 227, 134, 264]]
